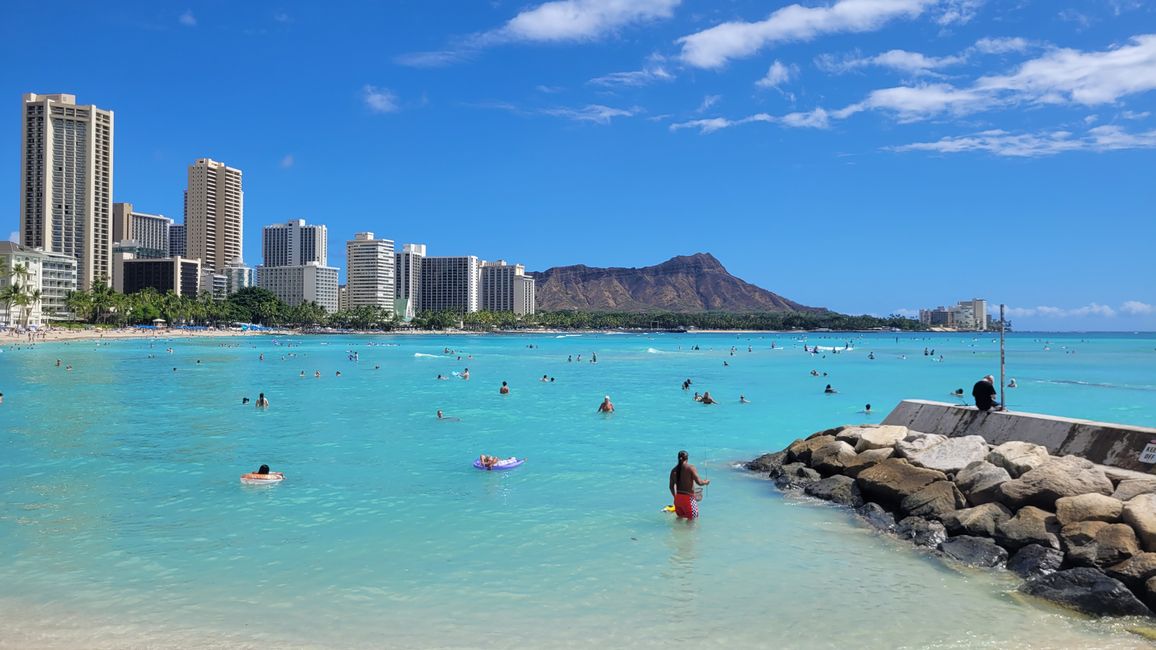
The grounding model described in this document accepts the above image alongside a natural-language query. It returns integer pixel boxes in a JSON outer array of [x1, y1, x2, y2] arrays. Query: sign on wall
[[1141, 440, 1156, 464]]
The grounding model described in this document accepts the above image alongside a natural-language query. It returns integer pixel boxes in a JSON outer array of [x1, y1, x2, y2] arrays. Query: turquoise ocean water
[[2, 331, 1155, 648]]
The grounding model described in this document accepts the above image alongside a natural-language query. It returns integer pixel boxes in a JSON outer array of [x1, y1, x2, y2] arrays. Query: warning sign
[[1141, 440, 1156, 464]]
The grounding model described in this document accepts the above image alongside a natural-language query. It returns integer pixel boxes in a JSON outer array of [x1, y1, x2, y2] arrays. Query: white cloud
[[273, 11, 291, 23], [363, 86, 400, 113], [696, 94, 721, 113], [589, 55, 674, 87], [488, 0, 679, 43], [1006, 303, 1120, 318], [972, 36, 1029, 54], [677, 0, 934, 69], [8, 231, 18, 243], [817, 49, 965, 75], [1122, 301, 1155, 315], [280, 154, 294, 169], [936, 0, 985, 26], [1084, 114, 1099, 124], [542, 104, 639, 124], [536, 85, 564, 94], [756, 60, 798, 88], [669, 113, 773, 134], [890, 125, 1156, 156], [781, 108, 832, 128], [1121, 110, 1151, 120], [394, 50, 470, 68], [179, 9, 196, 27]]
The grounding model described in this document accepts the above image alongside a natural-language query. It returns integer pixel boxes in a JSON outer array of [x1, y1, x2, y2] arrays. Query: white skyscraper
[[20, 93, 114, 290], [185, 158, 243, 271], [262, 219, 327, 267], [345, 232, 395, 313], [395, 243, 426, 320]]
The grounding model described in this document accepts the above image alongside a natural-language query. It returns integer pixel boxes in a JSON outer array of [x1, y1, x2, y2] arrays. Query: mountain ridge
[[530, 253, 824, 313]]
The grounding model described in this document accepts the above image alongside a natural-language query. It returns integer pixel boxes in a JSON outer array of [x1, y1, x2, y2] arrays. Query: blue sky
[[2, 0, 1154, 330]]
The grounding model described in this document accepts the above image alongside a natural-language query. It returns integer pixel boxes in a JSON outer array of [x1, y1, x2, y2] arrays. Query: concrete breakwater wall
[[745, 421, 1156, 619], [882, 400, 1156, 474]]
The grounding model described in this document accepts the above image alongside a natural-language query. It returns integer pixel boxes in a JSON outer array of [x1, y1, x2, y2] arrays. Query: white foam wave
[[413, 353, 440, 358]]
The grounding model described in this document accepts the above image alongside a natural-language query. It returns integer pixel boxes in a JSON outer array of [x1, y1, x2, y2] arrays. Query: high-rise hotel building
[[113, 202, 172, 259], [19, 93, 114, 290], [420, 255, 480, 314], [185, 158, 242, 271], [480, 260, 536, 316], [345, 232, 395, 313], [395, 243, 425, 320], [263, 219, 326, 267]]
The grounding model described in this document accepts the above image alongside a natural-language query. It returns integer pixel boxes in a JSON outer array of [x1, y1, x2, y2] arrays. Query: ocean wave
[[555, 334, 582, 339], [1039, 379, 1156, 392], [413, 353, 440, 358]]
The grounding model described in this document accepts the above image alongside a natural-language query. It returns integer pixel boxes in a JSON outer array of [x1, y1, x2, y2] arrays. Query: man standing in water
[[669, 450, 710, 520], [972, 375, 1002, 412]]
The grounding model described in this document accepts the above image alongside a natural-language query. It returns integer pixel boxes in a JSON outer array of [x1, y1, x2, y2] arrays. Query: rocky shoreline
[[746, 424, 1156, 618]]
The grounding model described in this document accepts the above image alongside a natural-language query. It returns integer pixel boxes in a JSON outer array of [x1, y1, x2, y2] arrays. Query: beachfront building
[[395, 243, 425, 321], [20, 93, 115, 290], [257, 263, 339, 313], [337, 284, 349, 312], [263, 219, 326, 267], [420, 255, 480, 314], [480, 260, 536, 316], [919, 298, 988, 331], [185, 158, 243, 272], [169, 224, 186, 257], [0, 242, 45, 327], [222, 260, 253, 296], [345, 232, 395, 313], [112, 203, 171, 259], [201, 270, 228, 300], [117, 256, 201, 297], [40, 249, 77, 320]]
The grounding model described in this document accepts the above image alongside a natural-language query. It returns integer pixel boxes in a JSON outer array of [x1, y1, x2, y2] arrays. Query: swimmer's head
[[604, 395, 610, 401], [678, 450, 688, 462], [257, 464, 270, 474]]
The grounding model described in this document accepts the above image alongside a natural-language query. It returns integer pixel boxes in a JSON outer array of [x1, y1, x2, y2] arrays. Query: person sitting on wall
[[972, 375, 1003, 412]]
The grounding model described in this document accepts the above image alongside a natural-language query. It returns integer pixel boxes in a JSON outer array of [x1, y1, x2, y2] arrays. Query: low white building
[[0, 242, 45, 327], [257, 262, 339, 313]]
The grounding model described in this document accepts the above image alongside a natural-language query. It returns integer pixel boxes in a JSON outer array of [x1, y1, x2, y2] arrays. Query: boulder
[[1055, 493, 1124, 526], [744, 451, 786, 475], [810, 440, 859, 476], [1123, 494, 1156, 552], [1147, 576, 1156, 613], [954, 461, 1011, 505], [942, 503, 1014, 537], [901, 435, 990, 474], [786, 435, 836, 466], [856, 459, 947, 507], [773, 463, 821, 490], [1113, 478, 1156, 502], [805, 426, 844, 441], [895, 433, 948, 458], [1105, 553, 1156, 591], [1007, 544, 1064, 580], [900, 481, 968, 521], [853, 425, 909, 452], [1019, 568, 1152, 617], [856, 502, 896, 532], [996, 456, 1114, 510], [804, 475, 863, 507], [1060, 521, 1140, 568], [994, 506, 1061, 551], [835, 426, 869, 446], [842, 448, 894, 478], [895, 516, 948, 548], [939, 535, 1008, 568], [986, 441, 1051, 478]]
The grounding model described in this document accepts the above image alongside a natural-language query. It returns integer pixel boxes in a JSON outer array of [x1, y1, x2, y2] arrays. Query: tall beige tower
[[346, 232, 395, 313], [20, 93, 114, 290], [184, 158, 243, 271]]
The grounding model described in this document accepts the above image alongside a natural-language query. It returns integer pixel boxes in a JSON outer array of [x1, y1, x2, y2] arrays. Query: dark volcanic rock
[[804, 475, 863, 507], [1007, 544, 1065, 579], [745, 451, 787, 475], [856, 459, 947, 508], [531, 253, 824, 313], [900, 481, 968, 521], [896, 516, 948, 548], [1019, 568, 1153, 617], [773, 463, 821, 490], [939, 536, 1009, 568], [856, 502, 896, 532]]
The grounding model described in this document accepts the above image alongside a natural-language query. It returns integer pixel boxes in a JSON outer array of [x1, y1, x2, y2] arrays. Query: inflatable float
[[240, 472, 284, 485], [473, 457, 525, 471]]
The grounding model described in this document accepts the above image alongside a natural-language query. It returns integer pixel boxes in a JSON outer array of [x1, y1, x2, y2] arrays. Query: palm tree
[[0, 283, 20, 327], [20, 288, 41, 327]]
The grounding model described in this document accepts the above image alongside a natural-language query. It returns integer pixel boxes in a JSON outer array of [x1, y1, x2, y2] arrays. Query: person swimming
[[824, 384, 837, 394], [256, 393, 269, 408], [499, 381, 509, 395], [740, 395, 750, 404], [242, 397, 250, 405], [701, 391, 717, 405], [864, 403, 872, 413], [598, 395, 614, 413], [1008, 378, 1018, 388]]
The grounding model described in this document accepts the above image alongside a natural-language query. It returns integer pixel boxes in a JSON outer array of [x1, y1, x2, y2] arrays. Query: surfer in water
[[669, 450, 710, 520]]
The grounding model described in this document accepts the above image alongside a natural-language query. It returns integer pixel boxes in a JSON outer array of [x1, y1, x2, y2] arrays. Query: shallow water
[[1, 331, 1154, 648]]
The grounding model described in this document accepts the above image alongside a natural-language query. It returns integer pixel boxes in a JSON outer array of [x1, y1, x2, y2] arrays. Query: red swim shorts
[[674, 493, 699, 519]]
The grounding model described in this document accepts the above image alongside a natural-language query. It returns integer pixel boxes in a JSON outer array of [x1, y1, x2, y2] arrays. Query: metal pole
[[999, 303, 1006, 410]]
